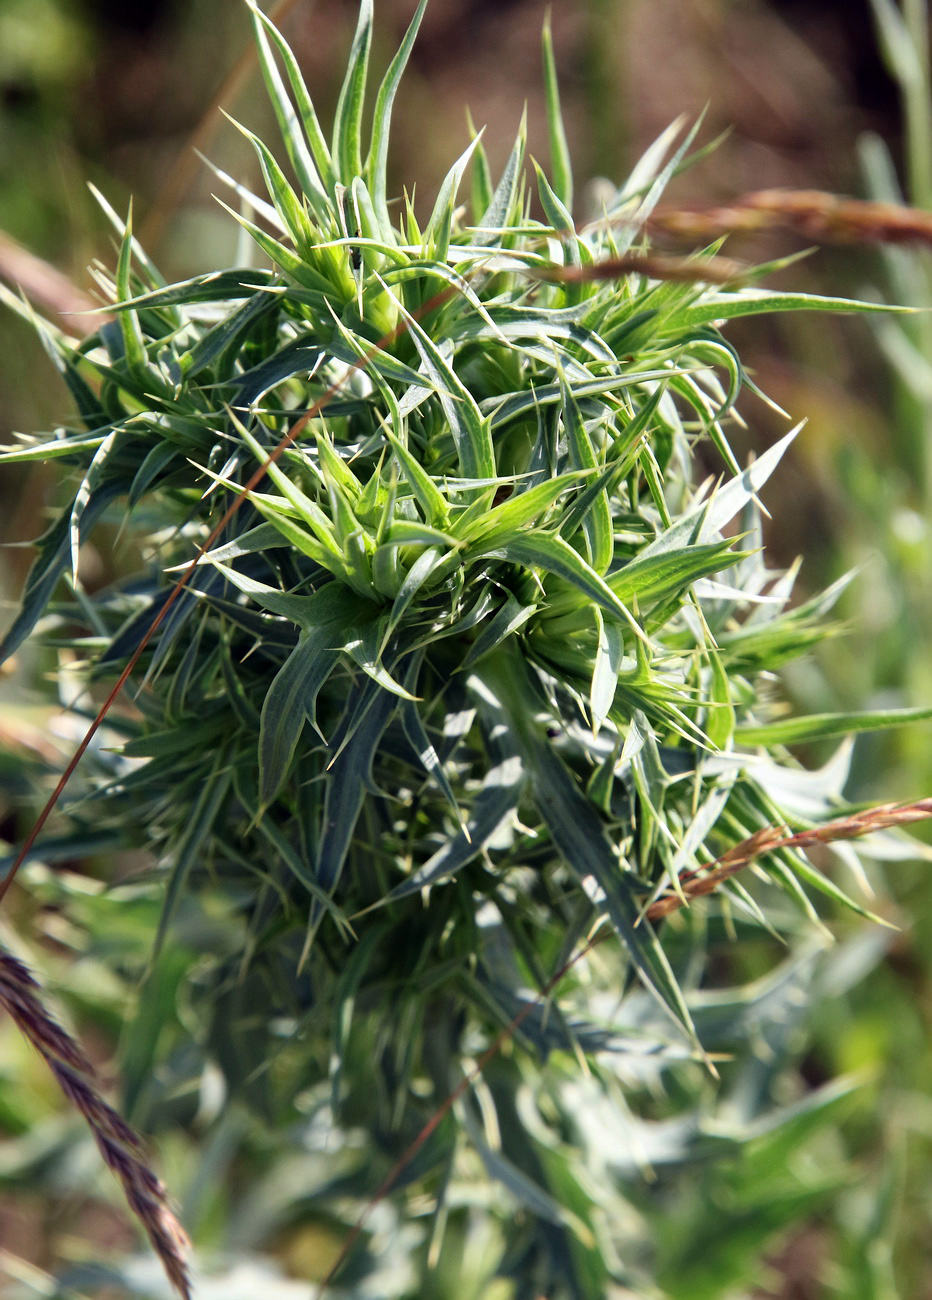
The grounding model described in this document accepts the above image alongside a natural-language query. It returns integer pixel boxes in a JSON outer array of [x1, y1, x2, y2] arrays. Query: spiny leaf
[[224, 112, 314, 249], [0, 484, 122, 667], [541, 12, 573, 212], [680, 288, 910, 328], [393, 297, 496, 480], [259, 632, 339, 805], [558, 371, 612, 573], [366, 0, 428, 237], [154, 746, 232, 953], [247, 0, 334, 195], [248, 1, 329, 216], [424, 136, 482, 258], [738, 704, 932, 747], [477, 652, 697, 1036], [472, 113, 527, 245], [332, 0, 373, 184], [474, 531, 641, 634]]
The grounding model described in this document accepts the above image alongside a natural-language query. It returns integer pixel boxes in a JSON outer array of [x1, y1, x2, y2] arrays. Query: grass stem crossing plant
[[2, 2, 931, 1294]]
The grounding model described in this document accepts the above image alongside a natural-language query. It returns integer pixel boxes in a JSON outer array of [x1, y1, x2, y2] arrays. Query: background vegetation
[[1, 1, 931, 1297]]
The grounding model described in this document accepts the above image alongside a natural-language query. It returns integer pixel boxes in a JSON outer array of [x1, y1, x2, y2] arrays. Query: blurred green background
[[2, 1, 932, 1296]]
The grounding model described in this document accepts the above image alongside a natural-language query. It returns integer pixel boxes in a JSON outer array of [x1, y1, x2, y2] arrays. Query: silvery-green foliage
[[0, 2, 919, 1293]]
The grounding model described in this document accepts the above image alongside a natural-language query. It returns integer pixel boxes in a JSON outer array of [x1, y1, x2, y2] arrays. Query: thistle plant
[[2, 2, 932, 1295]]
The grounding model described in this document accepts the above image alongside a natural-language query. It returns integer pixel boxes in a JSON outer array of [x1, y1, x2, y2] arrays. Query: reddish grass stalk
[[650, 188, 932, 248], [646, 797, 932, 919], [535, 250, 747, 286], [0, 948, 191, 1298]]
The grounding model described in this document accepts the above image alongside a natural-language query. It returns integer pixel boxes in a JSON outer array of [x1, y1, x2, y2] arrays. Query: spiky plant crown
[[0, 1, 922, 1294]]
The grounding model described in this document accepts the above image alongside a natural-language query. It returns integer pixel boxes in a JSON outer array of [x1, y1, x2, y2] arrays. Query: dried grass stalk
[[647, 797, 932, 919], [534, 251, 747, 286], [650, 189, 932, 248], [0, 947, 191, 1299]]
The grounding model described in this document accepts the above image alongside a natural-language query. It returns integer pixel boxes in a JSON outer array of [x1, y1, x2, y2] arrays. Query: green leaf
[[225, 113, 313, 249], [385, 431, 451, 528], [69, 430, 120, 581], [259, 631, 339, 805], [609, 538, 744, 609], [325, 312, 440, 390], [738, 704, 932, 746], [252, 814, 342, 914], [401, 694, 464, 825], [461, 1098, 581, 1231], [591, 610, 625, 731], [474, 531, 636, 630], [456, 471, 586, 549], [424, 136, 482, 258], [332, 0, 372, 183], [382, 549, 440, 637], [343, 620, 419, 700], [217, 200, 336, 294], [232, 422, 346, 565], [609, 113, 705, 249], [705, 648, 735, 750], [246, 502, 336, 572], [641, 425, 800, 558], [680, 288, 910, 329], [472, 114, 526, 245], [868, 0, 924, 96], [154, 747, 232, 953], [394, 301, 496, 480], [248, 2, 329, 216], [469, 113, 493, 222], [114, 205, 148, 383], [449, 301, 610, 360], [312, 680, 397, 917], [485, 367, 676, 428], [386, 752, 524, 902], [247, 0, 334, 195], [181, 292, 277, 382], [477, 652, 696, 1034], [89, 181, 168, 293], [366, 0, 428, 236], [206, 563, 349, 631], [534, 162, 584, 275], [559, 372, 612, 573], [461, 594, 537, 671], [197, 522, 285, 566], [0, 431, 110, 464], [107, 268, 275, 310], [0, 483, 121, 667], [541, 13, 573, 212], [121, 944, 191, 1120]]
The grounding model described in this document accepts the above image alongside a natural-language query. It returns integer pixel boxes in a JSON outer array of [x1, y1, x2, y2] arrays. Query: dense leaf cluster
[[0, 2, 911, 1294]]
